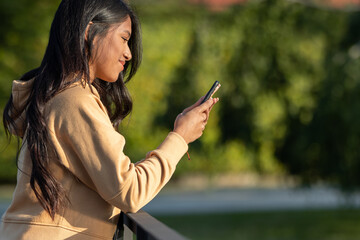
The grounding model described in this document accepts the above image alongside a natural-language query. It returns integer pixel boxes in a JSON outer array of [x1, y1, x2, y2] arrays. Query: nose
[[124, 45, 132, 61]]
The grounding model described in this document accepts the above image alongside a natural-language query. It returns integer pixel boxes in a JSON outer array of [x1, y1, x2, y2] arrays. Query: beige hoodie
[[0, 80, 188, 240]]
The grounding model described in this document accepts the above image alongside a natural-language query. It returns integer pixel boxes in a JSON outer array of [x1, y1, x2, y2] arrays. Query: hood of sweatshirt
[[9, 79, 34, 137]]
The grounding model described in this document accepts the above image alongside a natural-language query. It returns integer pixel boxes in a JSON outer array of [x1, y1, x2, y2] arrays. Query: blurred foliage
[[1, 0, 360, 190], [159, 209, 360, 240], [0, 0, 61, 183]]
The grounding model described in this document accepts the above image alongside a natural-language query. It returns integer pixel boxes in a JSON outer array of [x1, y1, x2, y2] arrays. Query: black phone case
[[201, 81, 220, 104]]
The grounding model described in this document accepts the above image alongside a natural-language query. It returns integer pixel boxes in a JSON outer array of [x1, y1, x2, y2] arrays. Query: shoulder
[[47, 83, 106, 114], [49, 83, 96, 107], [44, 83, 109, 124]]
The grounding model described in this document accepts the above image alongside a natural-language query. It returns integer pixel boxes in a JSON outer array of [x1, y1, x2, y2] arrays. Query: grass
[[156, 208, 360, 240]]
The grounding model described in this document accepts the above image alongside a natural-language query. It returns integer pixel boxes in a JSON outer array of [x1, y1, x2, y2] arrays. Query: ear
[[85, 21, 93, 42]]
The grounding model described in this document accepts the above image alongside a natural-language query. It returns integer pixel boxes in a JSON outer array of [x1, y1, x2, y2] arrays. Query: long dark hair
[[3, 0, 142, 219]]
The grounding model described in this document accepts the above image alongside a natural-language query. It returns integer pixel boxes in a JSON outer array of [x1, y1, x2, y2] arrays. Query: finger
[[204, 110, 210, 122], [183, 96, 205, 113], [207, 97, 219, 113], [208, 104, 214, 113], [202, 98, 218, 121], [197, 98, 215, 112], [197, 96, 205, 104]]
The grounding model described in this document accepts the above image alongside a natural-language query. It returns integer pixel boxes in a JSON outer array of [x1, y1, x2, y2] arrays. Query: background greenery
[[1, 0, 360, 190]]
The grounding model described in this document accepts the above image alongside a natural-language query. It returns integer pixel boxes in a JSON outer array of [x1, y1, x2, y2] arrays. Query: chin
[[109, 78, 119, 83], [102, 76, 119, 83]]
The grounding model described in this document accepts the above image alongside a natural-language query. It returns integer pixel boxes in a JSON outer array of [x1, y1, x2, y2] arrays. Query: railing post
[[114, 212, 133, 240], [113, 210, 188, 240]]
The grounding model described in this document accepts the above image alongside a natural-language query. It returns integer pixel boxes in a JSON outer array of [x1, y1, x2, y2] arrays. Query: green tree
[[277, 12, 360, 190], [0, 0, 61, 183]]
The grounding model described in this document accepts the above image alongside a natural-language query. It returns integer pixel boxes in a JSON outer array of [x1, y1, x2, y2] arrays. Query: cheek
[[97, 64, 119, 82], [92, 37, 124, 82], [96, 54, 121, 82]]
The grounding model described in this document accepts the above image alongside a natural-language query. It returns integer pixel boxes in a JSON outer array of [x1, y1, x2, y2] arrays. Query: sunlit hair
[[3, 0, 142, 219]]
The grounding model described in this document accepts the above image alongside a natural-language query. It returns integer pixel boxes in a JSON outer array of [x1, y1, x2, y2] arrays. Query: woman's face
[[89, 16, 132, 82]]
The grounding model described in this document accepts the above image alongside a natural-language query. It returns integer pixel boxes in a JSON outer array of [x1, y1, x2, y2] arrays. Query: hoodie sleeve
[[45, 85, 188, 213]]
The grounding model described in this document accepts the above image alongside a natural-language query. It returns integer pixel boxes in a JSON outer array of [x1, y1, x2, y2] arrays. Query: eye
[[121, 37, 129, 42]]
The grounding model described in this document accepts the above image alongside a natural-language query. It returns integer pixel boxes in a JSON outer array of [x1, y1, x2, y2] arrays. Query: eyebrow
[[123, 30, 131, 38]]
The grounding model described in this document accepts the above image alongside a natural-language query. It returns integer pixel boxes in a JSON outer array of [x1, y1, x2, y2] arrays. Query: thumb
[[197, 98, 214, 112], [182, 96, 206, 114]]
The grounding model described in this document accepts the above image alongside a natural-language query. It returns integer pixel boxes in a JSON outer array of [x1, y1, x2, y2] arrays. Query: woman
[[0, 0, 218, 239]]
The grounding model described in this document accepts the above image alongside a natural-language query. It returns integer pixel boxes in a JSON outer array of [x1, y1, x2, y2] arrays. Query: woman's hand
[[173, 97, 219, 144]]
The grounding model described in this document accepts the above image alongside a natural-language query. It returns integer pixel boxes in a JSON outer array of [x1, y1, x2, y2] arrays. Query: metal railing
[[114, 210, 188, 240]]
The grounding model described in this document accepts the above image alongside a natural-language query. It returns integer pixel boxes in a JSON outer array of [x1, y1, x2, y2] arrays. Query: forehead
[[114, 16, 132, 35]]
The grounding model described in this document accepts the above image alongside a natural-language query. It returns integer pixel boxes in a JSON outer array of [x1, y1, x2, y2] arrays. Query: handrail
[[114, 210, 188, 240]]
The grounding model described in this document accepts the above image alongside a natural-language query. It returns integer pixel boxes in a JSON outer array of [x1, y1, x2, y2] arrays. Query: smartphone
[[201, 81, 221, 104]]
